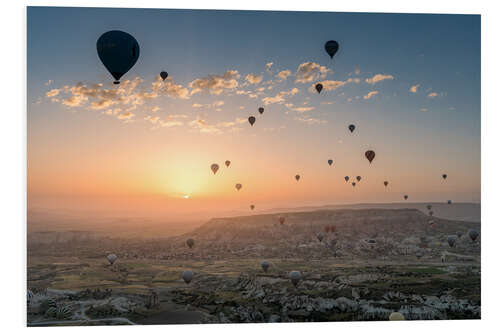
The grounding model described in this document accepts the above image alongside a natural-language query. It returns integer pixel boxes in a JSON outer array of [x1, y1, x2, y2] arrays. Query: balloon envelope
[[356, 176, 361, 182], [186, 238, 195, 249], [365, 150, 376, 163], [225, 160, 231, 167], [160, 71, 168, 80], [324, 40, 339, 59], [182, 270, 193, 284], [261, 261, 270, 272], [348, 124, 355, 133], [279, 216, 285, 225], [106, 254, 117, 265], [404, 195, 408, 200], [250, 204, 255, 210], [469, 229, 479, 242], [442, 174, 447, 180], [258, 107, 264, 114], [295, 174, 300, 181], [315, 83, 323, 94], [248, 116, 256, 126], [328, 159, 333, 166], [384, 181, 389, 187], [344, 176, 349, 182], [96, 30, 140, 84], [352, 182, 356, 187], [211, 163, 219, 174], [447, 200, 452, 205], [235, 183, 242, 191], [317, 232, 324, 242], [447, 235, 457, 247], [289, 271, 302, 287]]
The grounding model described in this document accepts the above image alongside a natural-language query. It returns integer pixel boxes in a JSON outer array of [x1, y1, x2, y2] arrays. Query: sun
[[183, 195, 190, 199]]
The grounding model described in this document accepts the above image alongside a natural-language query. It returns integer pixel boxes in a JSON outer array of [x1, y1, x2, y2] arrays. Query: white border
[[2, 0, 499, 332]]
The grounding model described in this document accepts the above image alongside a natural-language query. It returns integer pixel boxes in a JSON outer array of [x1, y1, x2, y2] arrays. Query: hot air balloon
[[261, 261, 270, 273], [96, 30, 140, 84], [211, 163, 219, 174], [279, 216, 285, 225], [344, 176, 349, 182], [447, 200, 452, 205], [389, 312, 405, 321], [469, 229, 479, 242], [324, 40, 339, 59], [328, 159, 333, 166], [315, 83, 323, 94], [258, 107, 264, 114], [356, 176, 361, 182], [107, 254, 117, 265], [248, 116, 256, 126], [447, 235, 457, 247], [365, 150, 375, 164], [225, 160, 231, 167], [348, 124, 355, 133], [429, 211, 434, 216], [186, 238, 195, 249], [250, 204, 255, 210], [289, 271, 301, 287], [404, 195, 408, 200], [427, 204, 432, 210], [235, 183, 242, 191], [384, 181, 389, 187], [160, 71, 168, 81], [457, 231, 463, 238], [317, 233, 324, 242], [442, 174, 447, 180], [352, 182, 356, 187], [295, 174, 300, 182], [182, 270, 193, 284]]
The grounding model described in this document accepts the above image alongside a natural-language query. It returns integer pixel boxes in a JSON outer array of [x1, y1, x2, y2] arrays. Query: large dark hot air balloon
[[186, 238, 195, 249], [317, 232, 324, 242], [258, 107, 264, 114], [469, 229, 479, 242], [235, 183, 242, 191], [295, 174, 300, 182], [328, 159, 333, 166], [261, 261, 270, 273], [384, 181, 389, 187], [106, 254, 117, 265], [447, 235, 457, 248], [352, 182, 356, 187], [315, 83, 323, 94], [348, 124, 355, 133], [160, 71, 168, 81], [250, 204, 255, 210], [365, 150, 375, 164], [225, 160, 231, 167], [344, 176, 349, 182], [404, 195, 408, 200], [427, 204, 432, 210], [442, 174, 447, 180], [279, 216, 285, 225], [96, 30, 140, 84], [356, 176, 361, 182], [324, 40, 339, 59], [182, 270, 193, 284], [289, 271, 301, 287], [211, 163, 219, 174], [447, 200, 452, 205], [248, 116, 256, 126]]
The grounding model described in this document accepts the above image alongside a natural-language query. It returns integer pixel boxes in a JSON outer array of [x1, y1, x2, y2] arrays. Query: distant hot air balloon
[[182, 270, 193, 284], [317, 232, 324, 242], [447, 200, 452, 205], [235, 183, 242, 191], [315, 83, 323, 94], [383, 181, 389, 187], [261, 261, 270, 273], [352, 182, 356, 187], [295, 174, 300, 182], [96, 30, 140, 84], [429, 211, 434, 216], [447, 235, 457, 247], [324, 40, 339, 59], [225, 160, 231, 167], [365, 150, 375, 164], [469, 229, 479, 242], [211, 163, 219, 174], [250, 204, 255, 210], [348, 124, 355, 133], [289, 271, 302, 287], [356, 176, 361, 182], [258, 107, 264, 114], [328, 159, 333, 166], [106, 254, 117, 265], [442, 174, 447, 180], [279, 216, 285, 225], [427, 204, 432, 210], [457, 231, 463, 239], [389, 312, 405, 321], [160, 71, 168, 81], [248, 116, 256, 126], [186, 238, 195, 249], [344, 176, 349, 182], [404, 195, 408, 200]]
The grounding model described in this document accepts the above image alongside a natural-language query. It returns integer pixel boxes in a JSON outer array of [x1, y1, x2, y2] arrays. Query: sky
[[27, 7, 480, 221]]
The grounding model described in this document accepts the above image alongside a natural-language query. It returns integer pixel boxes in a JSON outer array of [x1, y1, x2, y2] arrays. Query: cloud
[[365, 74, 394, 85], [245, 73, 263, 85], [117, 111, 134, 120], [103, 108, 122, 116], [151, 106, 160, 113], [363, 91, 379, 100], [311, 80, 347, 93], [276, 70, 291, 80], [294, 116, 327, 125], [409, 84, 420, 93], [427, 92, 439, 98], [420, 108, 428, 112], [295, 62, 331, 83], [292, 106, 315, 113], [262, 88, 299, 105], [265, 62, 273, 73], [213, 100, 225, 107], [189, 70, 240, 95], [46, 88, 60, 97]]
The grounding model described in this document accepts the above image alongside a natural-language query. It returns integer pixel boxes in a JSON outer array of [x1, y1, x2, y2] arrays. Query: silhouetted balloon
[[160, 71, 168, 80], [344, 176, 349, 182], [352, 182, 356, 187], [225, 160, 231, 167], [356, 176, 361, 182], [324, 40, 339, 59], [235, 183, 242, 191], [469, 229, 479, 242], [348, 124, 355, 133], [258, 107, 264, 114], [317, 232, 324, 242], [248, 116, 256, 126], [328, 159, 333, 166], [182, 270, 193, 284], [442, 174, 447, 180], [447, 200, 452, 205], [404, 195, 408, 200], [447, 235, 457, 247], [389, 312, 405, 321], [295, 174, 300, 182], [250, 204, 255, 210], [365, 150, 375, 164], [211, 163, 219, 174], [289, 271, 301, 287], [315, 83, 323, 94], [427, 204, 432, 210], [261, 261, 270, 273], [384, 181, 389, 187], [186, 238, 195, 249], [96, 30, 140, 84], [457, 231, 463, 238], [279, 216, 285, 225], [106, 254, 117, 265]]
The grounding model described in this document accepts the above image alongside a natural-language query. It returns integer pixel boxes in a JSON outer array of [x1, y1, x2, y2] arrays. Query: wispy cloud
[[295, 62, 330, 83], [245, 73, 263, 85], [427, 92, 439, 98], [276, 70, 291, 81], [409, 84, 420, 93], [189, 70, 240, 95], [262, 88, 299, 105], [365, 74, 394, 85], [363, 90, 379, 100]]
